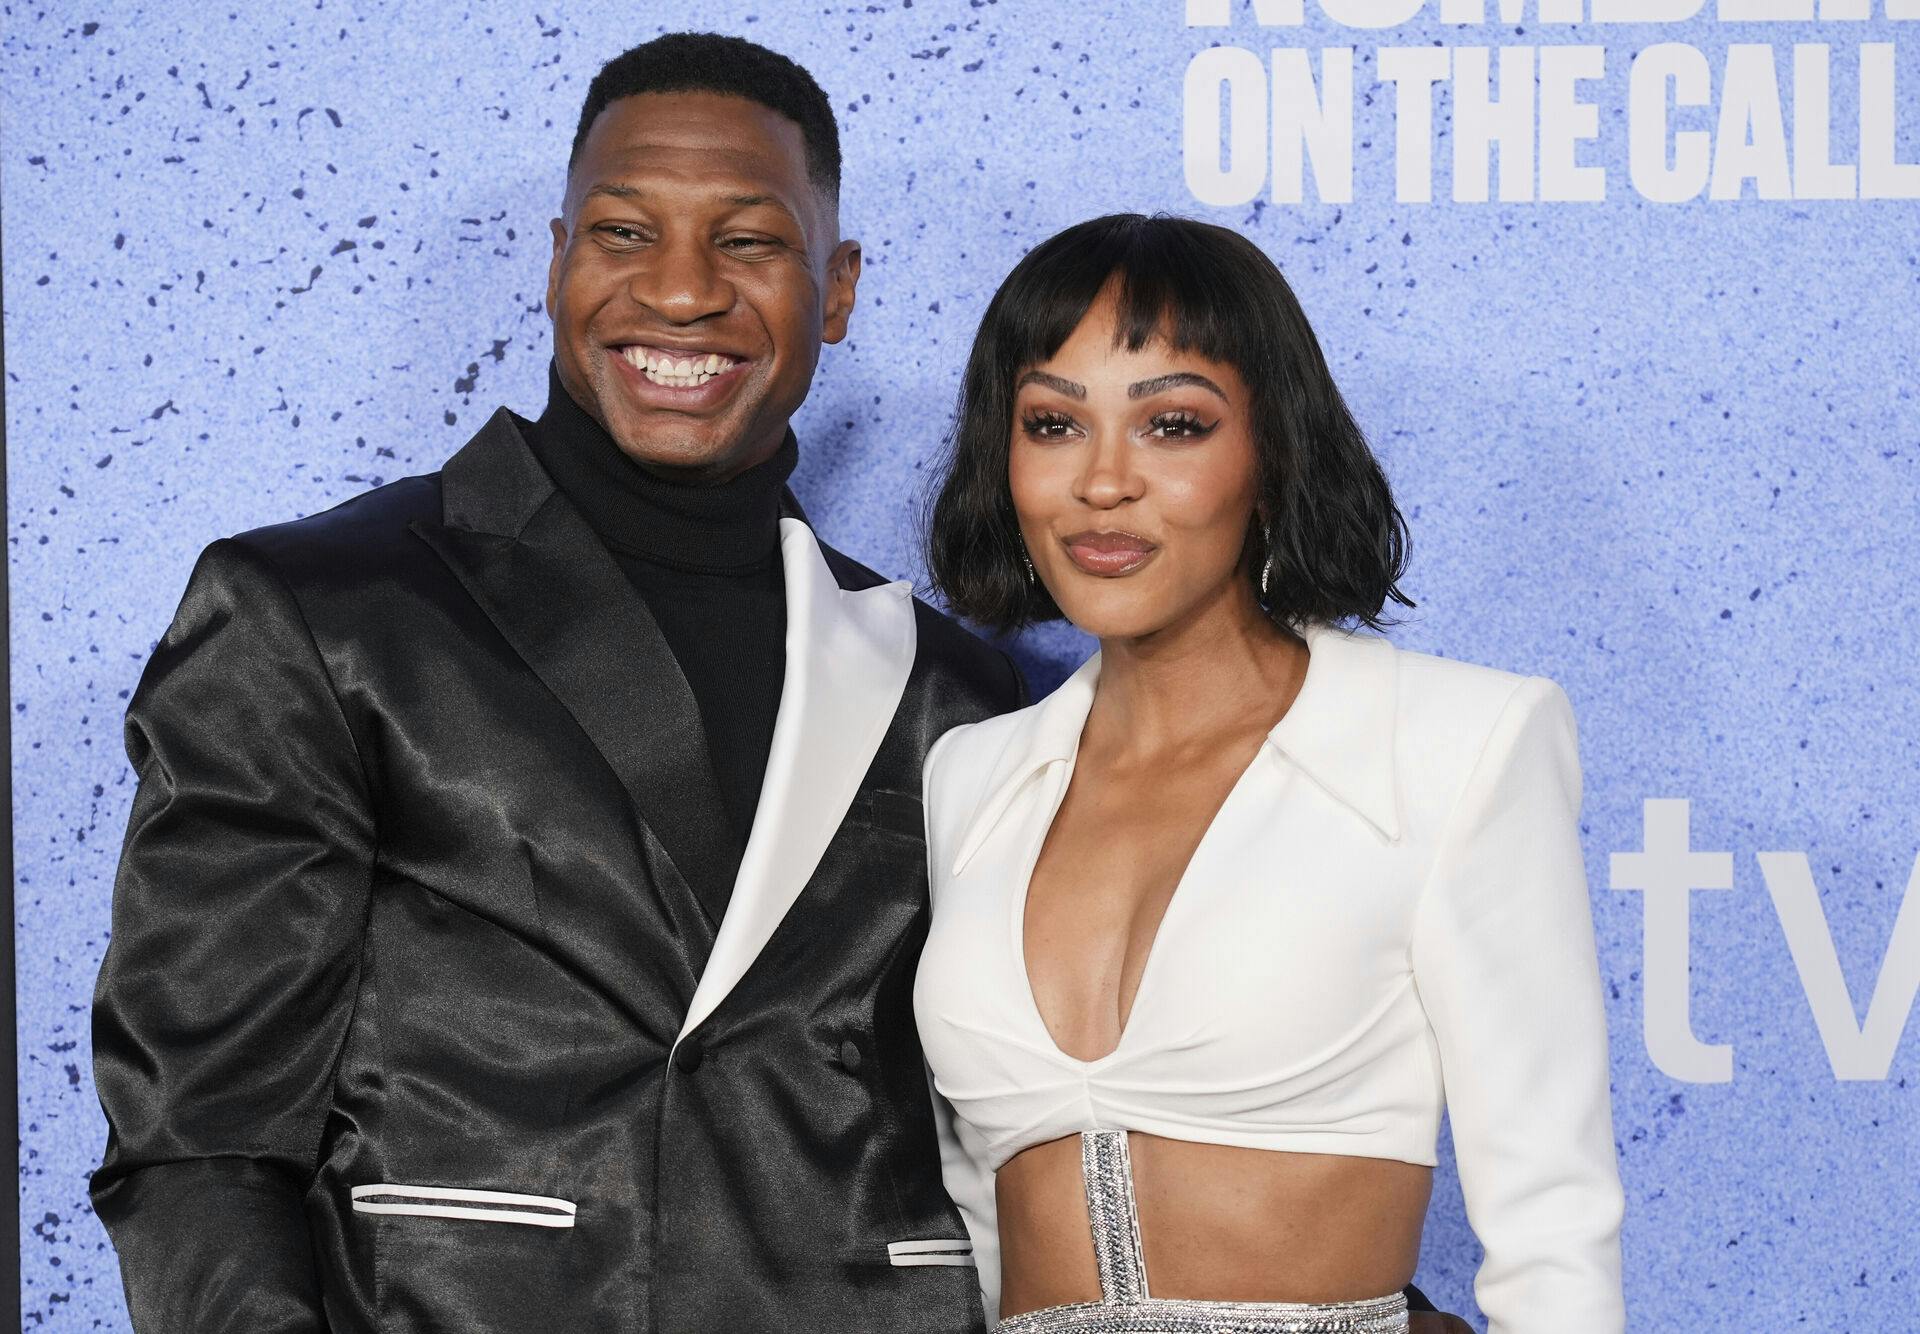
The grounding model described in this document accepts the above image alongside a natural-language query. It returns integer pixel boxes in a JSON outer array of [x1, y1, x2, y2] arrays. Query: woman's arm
[[1409, 676, 1627, 1333], [920, 723, 1005, 1321]]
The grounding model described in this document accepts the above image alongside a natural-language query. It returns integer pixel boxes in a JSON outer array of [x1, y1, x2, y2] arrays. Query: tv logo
[[1610, 799, 1920, 1082]]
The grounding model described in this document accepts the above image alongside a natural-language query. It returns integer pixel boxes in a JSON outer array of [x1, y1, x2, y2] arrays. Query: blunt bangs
[[927, 213, 1412, 636], [983, 217, 1280, 402]]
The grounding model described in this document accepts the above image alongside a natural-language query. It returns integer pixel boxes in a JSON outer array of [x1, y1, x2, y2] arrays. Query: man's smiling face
[[546, 90, 860, 482]]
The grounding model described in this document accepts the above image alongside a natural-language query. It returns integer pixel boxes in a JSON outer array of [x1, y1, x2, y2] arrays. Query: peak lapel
[[410, 411, 736, 935], [674, 519, 918, 1042]]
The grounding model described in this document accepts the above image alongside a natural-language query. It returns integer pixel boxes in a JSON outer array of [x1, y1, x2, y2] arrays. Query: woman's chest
[[1022, 748, 1269, 1058], [923, 755, 1432, 1066]]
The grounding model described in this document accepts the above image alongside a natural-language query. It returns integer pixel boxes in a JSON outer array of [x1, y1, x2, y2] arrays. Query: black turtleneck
[[520, 363, 791, 894]]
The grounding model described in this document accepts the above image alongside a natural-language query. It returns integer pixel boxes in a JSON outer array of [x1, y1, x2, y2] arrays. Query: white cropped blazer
[[914, 620, 1626, 1332]]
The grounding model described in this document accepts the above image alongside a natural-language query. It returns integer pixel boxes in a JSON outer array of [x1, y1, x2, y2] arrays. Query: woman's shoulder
[[1307, 622, 1563, 742], [921, 655, 1097, 872], [1392, 637, 1541, 711], [1381, 638, 1581, 819], [919, 708, 1028, 884], [922, 690, 1052, 803]]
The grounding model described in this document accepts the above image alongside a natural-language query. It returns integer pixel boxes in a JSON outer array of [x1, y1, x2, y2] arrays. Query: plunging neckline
[[1010, 694, 1284, 1071]]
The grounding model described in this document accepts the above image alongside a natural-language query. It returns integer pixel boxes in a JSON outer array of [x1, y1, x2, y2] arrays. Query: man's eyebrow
[[724, 193, 805, 224], [579, 187, 801, 220], [583, 183, 645, 203], [1129, 372, 1228, 402], [1015, 371, 1086, 400]]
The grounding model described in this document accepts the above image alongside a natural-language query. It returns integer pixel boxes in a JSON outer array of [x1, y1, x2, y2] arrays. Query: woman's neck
[[1086, 584, 1308, 761]]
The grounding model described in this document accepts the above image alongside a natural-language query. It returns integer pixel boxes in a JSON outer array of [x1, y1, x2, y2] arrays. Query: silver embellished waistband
[[995, 1131, 1409, 1334], [996, 1299, 1410, 1334]]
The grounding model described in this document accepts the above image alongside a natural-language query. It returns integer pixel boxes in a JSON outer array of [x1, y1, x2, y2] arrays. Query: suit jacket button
[[673, 1039, 705, 1072], [838, 1037, 864, 1074]]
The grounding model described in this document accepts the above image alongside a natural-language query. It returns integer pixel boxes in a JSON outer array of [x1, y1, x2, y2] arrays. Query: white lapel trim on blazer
[[673, 519, 918, 1046], [349, 1183, 577, 1228]]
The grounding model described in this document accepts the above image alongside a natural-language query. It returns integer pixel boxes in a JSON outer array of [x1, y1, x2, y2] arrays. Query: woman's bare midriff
[[993, 1133, 1432, 1320]]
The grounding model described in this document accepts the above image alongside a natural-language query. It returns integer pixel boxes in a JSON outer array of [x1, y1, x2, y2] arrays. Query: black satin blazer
[[90, 410, 1025, 1333]]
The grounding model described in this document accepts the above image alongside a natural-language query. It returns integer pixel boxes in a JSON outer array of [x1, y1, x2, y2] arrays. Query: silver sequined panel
[[1083, 1129, 1150, 1301]]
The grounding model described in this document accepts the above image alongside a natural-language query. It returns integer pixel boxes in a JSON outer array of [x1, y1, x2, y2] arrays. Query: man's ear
[[545, 217, 568, 318], [821, 239, 862, 345]]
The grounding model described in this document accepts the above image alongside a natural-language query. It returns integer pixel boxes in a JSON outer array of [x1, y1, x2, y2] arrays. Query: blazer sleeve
[[90, 538, 377, 1334], [1408, 676, 1626, 1334], [920, 725, 1005, 1324], [927, 1067, 1002, 1324]]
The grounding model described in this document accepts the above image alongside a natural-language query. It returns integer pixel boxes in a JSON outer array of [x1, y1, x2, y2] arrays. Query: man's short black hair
[[569, 32, 841, 199], [927, 214, 1413, 633]]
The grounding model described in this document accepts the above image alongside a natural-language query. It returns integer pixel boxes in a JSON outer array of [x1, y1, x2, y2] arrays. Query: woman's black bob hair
[[926, 213, 1412, 634]]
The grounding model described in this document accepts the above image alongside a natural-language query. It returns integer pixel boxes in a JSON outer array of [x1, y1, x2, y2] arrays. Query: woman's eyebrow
[[1129, 371, 1227, 401], [1015, 370, 1086, 399]]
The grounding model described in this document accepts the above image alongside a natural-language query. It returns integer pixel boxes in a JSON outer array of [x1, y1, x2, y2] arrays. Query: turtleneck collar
[[522, 361, 797, 572]]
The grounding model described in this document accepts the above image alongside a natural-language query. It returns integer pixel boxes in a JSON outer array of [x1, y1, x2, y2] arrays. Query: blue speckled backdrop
[[4, 2, 1916, 1328]]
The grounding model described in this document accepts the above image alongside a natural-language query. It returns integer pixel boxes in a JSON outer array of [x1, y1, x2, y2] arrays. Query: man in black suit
[[92, 30, 1467, 1334], [91, 33, 1020, 1334]]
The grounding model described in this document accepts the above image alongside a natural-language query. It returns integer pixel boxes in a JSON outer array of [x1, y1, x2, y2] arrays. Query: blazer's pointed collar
[[947, 653, 1099, 877], [416, 407, 738, 931], [440, 407, 556, 538], [951, 620, 1401, 874], [1266, 620, 1402, 844]]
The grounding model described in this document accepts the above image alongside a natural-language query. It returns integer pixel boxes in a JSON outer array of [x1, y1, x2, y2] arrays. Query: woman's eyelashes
[[1016, 405, 1222, 443], [1146, 409, 1217, 440], [1019, 409, 1079, 440]]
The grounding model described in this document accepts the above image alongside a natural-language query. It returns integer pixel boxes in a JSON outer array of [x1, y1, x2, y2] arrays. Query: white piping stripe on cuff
[[350, 1184, 576, 1229]]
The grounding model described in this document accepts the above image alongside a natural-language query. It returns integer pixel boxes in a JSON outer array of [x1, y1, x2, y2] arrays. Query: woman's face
[[1008, 289, 1261, 642]]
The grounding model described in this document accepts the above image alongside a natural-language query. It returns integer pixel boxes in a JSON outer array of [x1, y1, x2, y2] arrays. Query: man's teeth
[[621, 346, 738, 388]]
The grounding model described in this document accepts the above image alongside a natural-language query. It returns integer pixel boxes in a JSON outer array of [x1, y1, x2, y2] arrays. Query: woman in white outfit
[[914, 214, 1625, 1333]]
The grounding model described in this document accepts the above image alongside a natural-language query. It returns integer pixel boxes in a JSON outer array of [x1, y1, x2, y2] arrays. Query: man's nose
[[627, 233, 733, 323]]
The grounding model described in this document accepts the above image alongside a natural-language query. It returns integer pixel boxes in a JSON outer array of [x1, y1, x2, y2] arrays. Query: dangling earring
[[1259, 523, 1274, 602], [1021, 544, 1037, 587]]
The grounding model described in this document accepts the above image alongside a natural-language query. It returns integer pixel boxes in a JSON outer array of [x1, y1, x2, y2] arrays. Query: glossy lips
[[1062, 529, 1158, 577]]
